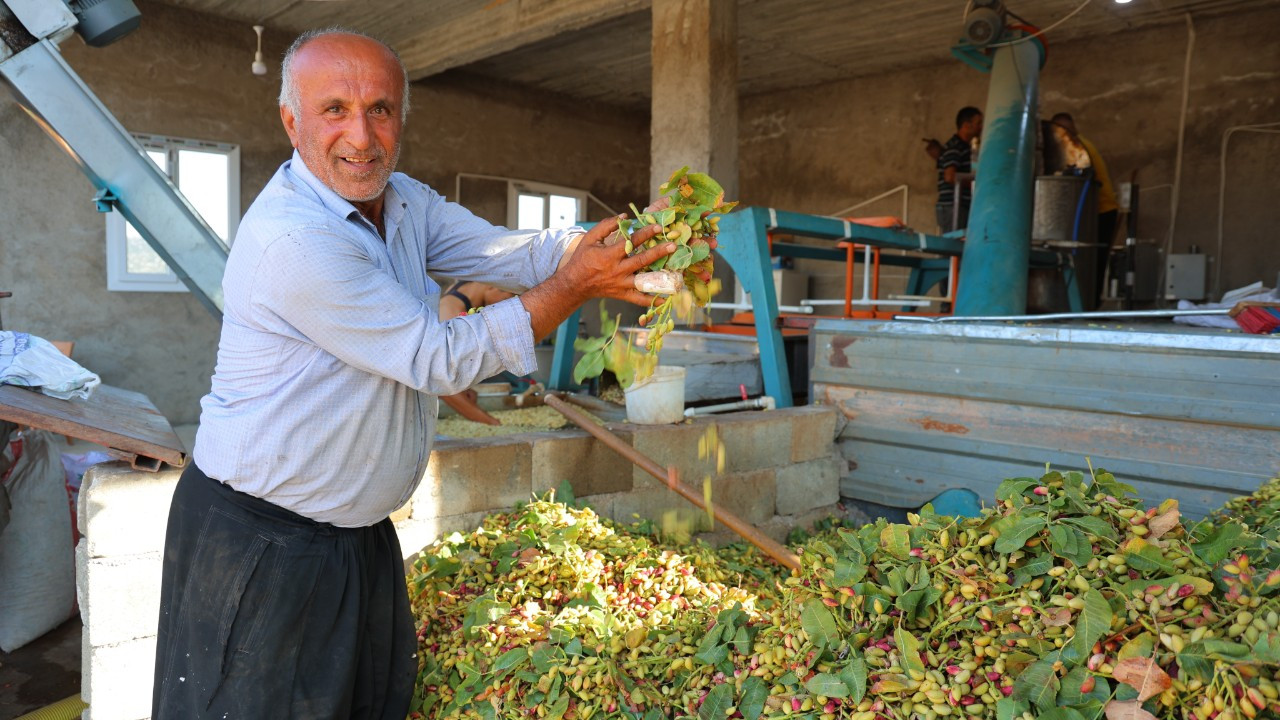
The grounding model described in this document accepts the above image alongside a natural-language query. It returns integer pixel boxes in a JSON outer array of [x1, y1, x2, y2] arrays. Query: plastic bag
[[0, 429, 77, 652], [0, 331, 100, 400]]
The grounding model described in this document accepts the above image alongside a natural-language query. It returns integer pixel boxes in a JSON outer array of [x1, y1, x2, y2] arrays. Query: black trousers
[[1095, 210, 1119, 303], [152, 464, 416, 719]]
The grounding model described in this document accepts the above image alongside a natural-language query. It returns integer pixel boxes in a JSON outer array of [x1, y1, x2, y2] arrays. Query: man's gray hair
[[278, 27, 412, 122]]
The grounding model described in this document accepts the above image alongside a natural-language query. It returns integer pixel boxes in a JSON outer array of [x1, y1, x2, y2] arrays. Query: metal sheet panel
[[811, 320, 1280, 429], [812, 320, 1280, 518]]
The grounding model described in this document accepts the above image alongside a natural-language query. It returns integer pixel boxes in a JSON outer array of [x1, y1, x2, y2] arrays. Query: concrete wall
[[73, 407, 840, 720], [737, 5, 1280, 303], [0, 1, 649, 426]]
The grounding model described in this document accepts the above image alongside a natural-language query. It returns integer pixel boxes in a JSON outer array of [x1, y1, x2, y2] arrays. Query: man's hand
[[521, 215, 674, 340], [441, 389, 501, 426], [642, 196, 719, 284], [923, 138, 943, 161]]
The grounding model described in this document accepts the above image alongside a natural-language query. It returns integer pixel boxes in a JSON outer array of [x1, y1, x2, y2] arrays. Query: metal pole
[[543, 394, 802, 572], [896, 307, 1230, 323], [953, 35, 1043, 317]]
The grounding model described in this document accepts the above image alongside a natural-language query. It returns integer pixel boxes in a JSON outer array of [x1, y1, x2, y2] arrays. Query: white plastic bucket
[[624, 365, 686, 424]]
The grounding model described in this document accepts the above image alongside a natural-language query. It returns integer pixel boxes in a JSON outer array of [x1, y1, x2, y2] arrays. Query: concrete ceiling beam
[[398, 0, 648, 81]]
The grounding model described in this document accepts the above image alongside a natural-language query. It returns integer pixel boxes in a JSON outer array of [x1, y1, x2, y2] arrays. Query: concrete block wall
[[74, 406, 841, 719]]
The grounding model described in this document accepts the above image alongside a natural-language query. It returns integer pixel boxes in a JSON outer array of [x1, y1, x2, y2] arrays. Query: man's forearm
[[519, 272, 587, 343]]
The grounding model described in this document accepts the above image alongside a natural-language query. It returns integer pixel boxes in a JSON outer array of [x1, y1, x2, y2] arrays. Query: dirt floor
[[0, 616, 82, 719]]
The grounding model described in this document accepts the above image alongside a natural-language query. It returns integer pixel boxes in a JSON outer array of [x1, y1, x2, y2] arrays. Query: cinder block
[[82, 633, 156, 720], [76, 543, 161, 648], [79, 463, 181, 559], [707, 468, 776, 526], [775, 455, 842, 516], [416, 436, 532, 518], [396, 510, 492, 572], [757, 503, 846, 544], [627, 418, 717, 489], [714, 411, 794, 472], [604, 487, 690, 526], [530, 430, 633, 499], [388, 501, 412, 524], [788, 406, 839, 463]]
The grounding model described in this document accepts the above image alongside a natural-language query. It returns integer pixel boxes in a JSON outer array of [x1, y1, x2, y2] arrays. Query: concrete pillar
[[650, 0, 738, 199]]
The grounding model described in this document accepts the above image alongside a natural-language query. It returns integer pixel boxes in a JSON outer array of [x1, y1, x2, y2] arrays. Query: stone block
[[757, 503, 846, 544], [79, 463, 181, 559], [627, 417, 717, 489], [531, 430, 633, 499], [788, 406, 839, 463], [396, 510, 492, 571], [76, 543, 161, 648], [707, 468, 776, 526], [775, 455, 842, 516], [82, 633, 155, 720], [714, 411, 794, 472], [604, 487, 690, 526], [416, 436, 532, 519]]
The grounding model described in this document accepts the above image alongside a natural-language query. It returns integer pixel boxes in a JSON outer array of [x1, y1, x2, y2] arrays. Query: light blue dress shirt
[[193, 152, 577, 527]]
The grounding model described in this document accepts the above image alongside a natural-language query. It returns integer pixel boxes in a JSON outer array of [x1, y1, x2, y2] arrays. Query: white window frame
[[505, 180, 587, 230], [106, 133, 240, 292]]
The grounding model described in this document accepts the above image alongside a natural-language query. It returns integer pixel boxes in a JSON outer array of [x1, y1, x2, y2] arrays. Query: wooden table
[[0, 383, 185, 471]]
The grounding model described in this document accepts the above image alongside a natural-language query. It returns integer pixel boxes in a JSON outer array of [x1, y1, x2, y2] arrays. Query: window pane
[[124, 222, 172, 274], [548, 195, 578, 228], [125, 149, 174, 275], [178, 149, 230, 241], [147, 149, 167, 174], [517, 194, 545, 229]]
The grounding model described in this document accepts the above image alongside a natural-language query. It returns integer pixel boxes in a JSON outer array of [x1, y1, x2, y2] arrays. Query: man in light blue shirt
[[153, 28, 678, 719]]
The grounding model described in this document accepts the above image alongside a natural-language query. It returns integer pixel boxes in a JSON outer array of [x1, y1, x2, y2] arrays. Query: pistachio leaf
[[804, 672, 850, 698], [1111, 657, 1172, 701], [698, 683, 735, 720], [739, 676, 768, 720], [1012, 658, 1060, 709], [1104, 700, 1158, 720], [996, 516, 1047, 553], [800, 598, 841, 649], [1147, 500, 1181, 540], [1069, 588, 1112, 659]]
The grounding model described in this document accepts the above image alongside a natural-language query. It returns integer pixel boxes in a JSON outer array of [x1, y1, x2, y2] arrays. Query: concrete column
[[649, 0, 738, 199]]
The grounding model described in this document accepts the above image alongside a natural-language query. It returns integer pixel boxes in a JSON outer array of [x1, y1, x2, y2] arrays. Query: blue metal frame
[[546, 204, 1081, 400], [547, 307, 582, 391]]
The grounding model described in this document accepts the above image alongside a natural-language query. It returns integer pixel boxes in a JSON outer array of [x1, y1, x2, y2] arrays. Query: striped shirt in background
[[193, 152, 578, 527], [936, 134, 974, 206]]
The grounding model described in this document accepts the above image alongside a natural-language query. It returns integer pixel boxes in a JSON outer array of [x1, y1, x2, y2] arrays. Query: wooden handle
[[543, 394, 802, 572]]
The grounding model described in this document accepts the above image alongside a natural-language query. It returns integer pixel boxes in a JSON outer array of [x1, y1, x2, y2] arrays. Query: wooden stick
[[543, 393, 802, 572]]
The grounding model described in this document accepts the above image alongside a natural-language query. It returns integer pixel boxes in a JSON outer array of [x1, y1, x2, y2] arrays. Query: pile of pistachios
[[407, 471, 1280, 720]]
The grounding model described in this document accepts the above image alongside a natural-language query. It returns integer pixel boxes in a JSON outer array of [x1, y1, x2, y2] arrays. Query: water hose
[[684, 396, 776, 417], [1070, 168, 1093, 249], [13, 694, 87, 720]]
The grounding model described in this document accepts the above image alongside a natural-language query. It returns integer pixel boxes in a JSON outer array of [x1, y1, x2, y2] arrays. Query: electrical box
[[1165, 254, 1208, 301]]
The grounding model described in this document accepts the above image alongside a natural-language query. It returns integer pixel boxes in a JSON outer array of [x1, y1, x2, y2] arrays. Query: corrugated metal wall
[[810, 320, 1280, 519]]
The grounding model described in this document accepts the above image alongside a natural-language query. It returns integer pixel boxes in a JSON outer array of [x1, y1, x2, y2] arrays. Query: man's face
[[281, 35, 404, 206], [965, 114, 984, 139]]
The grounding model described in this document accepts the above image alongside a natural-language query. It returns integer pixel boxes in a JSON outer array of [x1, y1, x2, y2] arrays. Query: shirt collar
[[284, 150, 404, 234]]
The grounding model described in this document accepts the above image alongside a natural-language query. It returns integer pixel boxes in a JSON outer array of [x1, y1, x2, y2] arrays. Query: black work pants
[[152, 463, 416, 719]]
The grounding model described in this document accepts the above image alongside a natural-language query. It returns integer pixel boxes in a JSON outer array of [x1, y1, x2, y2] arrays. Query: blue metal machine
[[547, 206, 1080, 406], [953, 23, 1048, 316]]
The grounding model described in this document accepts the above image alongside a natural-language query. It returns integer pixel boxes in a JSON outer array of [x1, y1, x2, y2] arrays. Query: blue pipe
[[954, 35, 1044, 316], [1070, 169, 1093, 248]]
